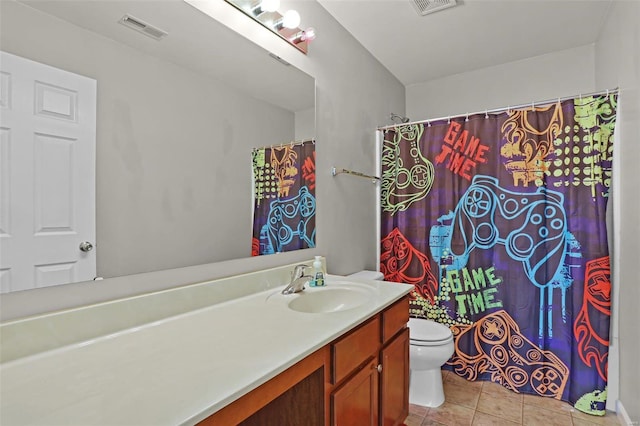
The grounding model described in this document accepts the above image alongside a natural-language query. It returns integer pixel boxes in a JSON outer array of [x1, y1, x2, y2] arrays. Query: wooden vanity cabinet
[[329, 296, 410, 426], [199, 295, 409, 426], [331, 356, 380, 425], [380, 297, 410, 426], [379, 327, 409, 426]]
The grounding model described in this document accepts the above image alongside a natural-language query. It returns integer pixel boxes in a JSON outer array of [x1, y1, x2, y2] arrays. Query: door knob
[[79, 241, 94, 252]]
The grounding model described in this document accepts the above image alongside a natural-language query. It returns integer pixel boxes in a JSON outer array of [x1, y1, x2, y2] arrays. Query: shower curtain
[[252, 141, 316, 256], [379, 94, 617, 415]]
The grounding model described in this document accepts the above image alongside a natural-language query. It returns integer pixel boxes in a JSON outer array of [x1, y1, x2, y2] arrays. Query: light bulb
[[261, 0, 280, 13], [282, 10, 300, 29], [290, 27, 317, 44], [302, 27, 316, 41]]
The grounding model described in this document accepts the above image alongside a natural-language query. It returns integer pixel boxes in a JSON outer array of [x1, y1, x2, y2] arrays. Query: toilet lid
[[408, 318, 453, 343]]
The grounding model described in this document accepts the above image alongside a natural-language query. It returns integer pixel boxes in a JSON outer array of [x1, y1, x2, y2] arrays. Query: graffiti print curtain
[[380, 94, 617, 415], [252, 141, 316, 256]]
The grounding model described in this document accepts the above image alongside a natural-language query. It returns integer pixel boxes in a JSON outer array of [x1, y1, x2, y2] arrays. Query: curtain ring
[[427, 120, 431, 127], [465, 113, 469, 122], [312, 139, 315, 145], [531, 101, 535, 111], [485, 109, 489, 119], [606, 89, 610, 96], [447, 116, 451, 124], [290, 140, 295, 148]]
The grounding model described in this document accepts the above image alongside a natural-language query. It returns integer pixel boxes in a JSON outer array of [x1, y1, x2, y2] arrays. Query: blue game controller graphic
[[260, 186, 316, 254], [430, 175, 568, 290]]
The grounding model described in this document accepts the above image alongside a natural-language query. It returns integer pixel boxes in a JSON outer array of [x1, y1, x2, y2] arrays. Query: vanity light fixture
[[289, 27, 316, 45], [250, 0, 280, 16], [224, 0, 316, 54]]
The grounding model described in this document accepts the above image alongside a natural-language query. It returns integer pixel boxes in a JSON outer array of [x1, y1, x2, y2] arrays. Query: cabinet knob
[[374, 364, 382, 373]]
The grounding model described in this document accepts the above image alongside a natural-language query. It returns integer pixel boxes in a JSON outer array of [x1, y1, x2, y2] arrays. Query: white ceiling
[[317, 0, 613, 86]]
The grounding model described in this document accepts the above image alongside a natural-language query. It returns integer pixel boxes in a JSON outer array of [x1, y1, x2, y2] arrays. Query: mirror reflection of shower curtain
[[251, 141, 316, 256]]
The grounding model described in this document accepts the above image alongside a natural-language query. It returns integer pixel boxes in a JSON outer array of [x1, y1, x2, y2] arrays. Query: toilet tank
[[347, 270, 384, 281]]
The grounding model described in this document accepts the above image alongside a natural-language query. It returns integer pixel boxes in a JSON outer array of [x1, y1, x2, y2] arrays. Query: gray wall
[[0, 1, 405, 320], [0, 1, 295, 278], [406, 44, 596, 119], [594, 1, 640, 421]]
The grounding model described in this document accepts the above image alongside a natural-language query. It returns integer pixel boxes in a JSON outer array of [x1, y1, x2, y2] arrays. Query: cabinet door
[[331, 358, 379, 426], [380, 328, 409, 426]]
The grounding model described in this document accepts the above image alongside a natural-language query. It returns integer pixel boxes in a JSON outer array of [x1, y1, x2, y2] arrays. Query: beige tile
[[426, 401, 475, 426], [443, 380, 481, 409], [441, 369, 450, 381], [572, 419, 604, 426], [522, 403, 572, 426], [445, 372, 483, 391], [571, 409, 621, 425], [410, 403, 429, 417], [481, 380, 523, 402], [421, 420, 448, 426], [476, 392, 523, 423], [405, 413, 426, 426], [420, 419, 448, 426], [472, 411, 520, 425], [522, 393, 574, 415]]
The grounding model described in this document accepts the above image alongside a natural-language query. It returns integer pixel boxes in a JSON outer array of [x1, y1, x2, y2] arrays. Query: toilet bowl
[[408, 318, 454, 407], [346, 271, 454, 407]]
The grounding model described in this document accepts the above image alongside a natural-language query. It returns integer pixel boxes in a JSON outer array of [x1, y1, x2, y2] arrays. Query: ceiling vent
[[411, 0, 457, 16], [118, 14, 168, 40]]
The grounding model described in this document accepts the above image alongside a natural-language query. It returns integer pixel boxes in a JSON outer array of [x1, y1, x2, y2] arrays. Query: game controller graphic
[[447, 310, 569, 398], [430, 175, 568, 291], [259, 186, 316, 254]]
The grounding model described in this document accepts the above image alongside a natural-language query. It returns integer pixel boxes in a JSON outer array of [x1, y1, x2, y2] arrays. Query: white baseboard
[[617, 400, 636, 426]]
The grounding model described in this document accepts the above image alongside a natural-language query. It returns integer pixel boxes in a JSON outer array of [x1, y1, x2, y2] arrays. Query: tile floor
[[405, 370, 622, 426]]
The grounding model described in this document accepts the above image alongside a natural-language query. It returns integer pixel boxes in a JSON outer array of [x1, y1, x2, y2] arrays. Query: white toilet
[[347, 270, 455, 408], [346, 270, 385, 280], [407, 318, 454, 407]]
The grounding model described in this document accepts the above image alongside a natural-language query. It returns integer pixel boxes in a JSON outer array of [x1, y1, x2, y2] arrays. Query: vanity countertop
[[0, 274, 413, 425]]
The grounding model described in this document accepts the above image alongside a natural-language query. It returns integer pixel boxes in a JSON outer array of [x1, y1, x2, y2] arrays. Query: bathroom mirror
[[0, 0, 315, 292]]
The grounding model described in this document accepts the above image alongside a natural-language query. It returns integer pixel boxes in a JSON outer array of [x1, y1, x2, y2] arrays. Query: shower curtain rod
[[377, 87, 619, 131], [252, 138, 314, 152]]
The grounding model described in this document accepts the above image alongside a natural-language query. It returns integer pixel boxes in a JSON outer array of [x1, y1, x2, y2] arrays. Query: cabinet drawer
[[332, 316, 380, 385], [382, 297, 409, 343]]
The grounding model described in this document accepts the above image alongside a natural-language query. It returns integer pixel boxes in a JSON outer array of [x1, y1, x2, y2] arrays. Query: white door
[[0, 51, 97, 293]]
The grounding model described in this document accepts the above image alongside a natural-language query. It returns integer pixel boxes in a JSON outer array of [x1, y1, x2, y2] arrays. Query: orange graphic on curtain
[[447, 310, 569, 399], [501, 103, 563, 187], [574, 256, 611, 381], [380, 228, 439, 304], [270, 146, 299, 197]]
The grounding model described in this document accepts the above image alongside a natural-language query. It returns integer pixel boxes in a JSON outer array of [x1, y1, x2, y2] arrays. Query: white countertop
[[0, 275, 412, 425]]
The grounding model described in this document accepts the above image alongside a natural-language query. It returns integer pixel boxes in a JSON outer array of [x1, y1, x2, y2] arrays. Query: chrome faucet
[[281, 264, 313, 295]]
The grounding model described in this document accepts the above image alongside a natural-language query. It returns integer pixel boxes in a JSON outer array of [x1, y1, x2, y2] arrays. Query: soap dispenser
[[311, 256, 325, 286]]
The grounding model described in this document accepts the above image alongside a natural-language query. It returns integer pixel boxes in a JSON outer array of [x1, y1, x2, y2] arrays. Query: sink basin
[[287, 285, 372, 313]]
